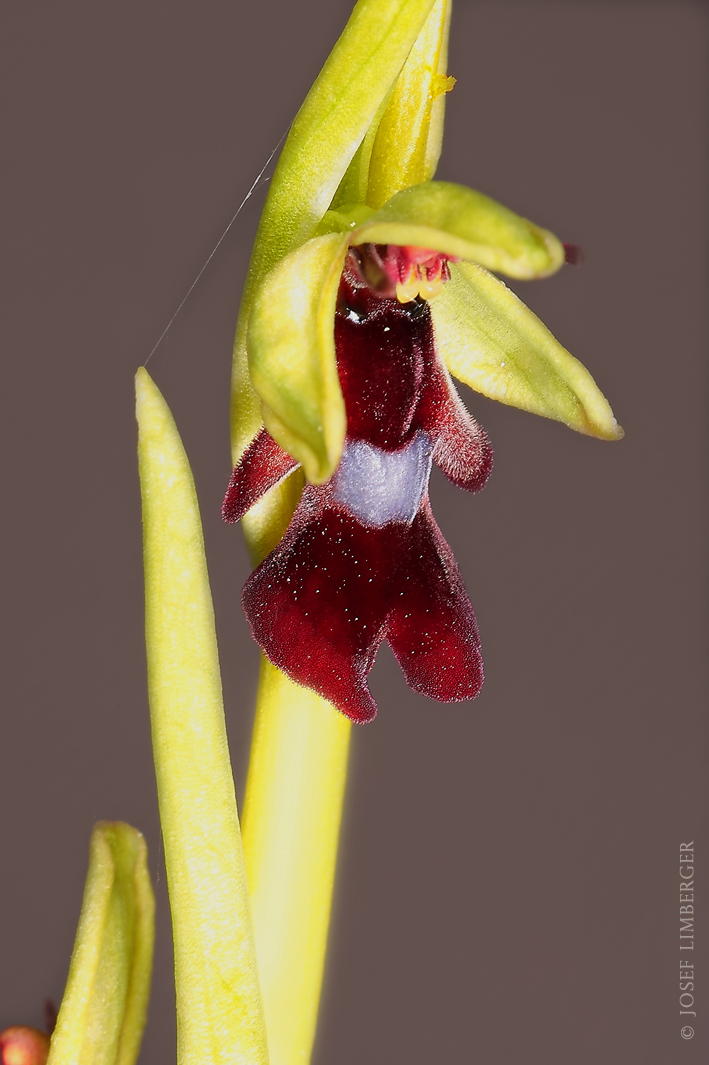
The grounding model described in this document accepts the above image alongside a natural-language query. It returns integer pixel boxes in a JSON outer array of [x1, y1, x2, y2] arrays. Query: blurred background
[[1, 1, 707, 1062]]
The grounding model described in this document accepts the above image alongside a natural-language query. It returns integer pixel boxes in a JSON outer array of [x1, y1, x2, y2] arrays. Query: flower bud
[[0, 1027, 50, 1065]]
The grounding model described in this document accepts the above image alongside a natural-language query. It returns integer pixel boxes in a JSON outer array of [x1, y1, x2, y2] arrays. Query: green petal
[[352, 180, 565, 279], [248, 234, 349, 483], [431, 261, 623, 440], [47, 822, 154, 1065]]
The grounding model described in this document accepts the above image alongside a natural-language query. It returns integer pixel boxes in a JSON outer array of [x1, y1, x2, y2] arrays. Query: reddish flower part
[[563, 242, 584, 265], [360, 243, 456, 302], [41, 1004, 56, 1039], [224, 248, 493, 722], [0, 1028, 50, 1065]]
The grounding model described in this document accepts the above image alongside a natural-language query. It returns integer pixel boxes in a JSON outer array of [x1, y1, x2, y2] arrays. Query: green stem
[[241, 660, 351, 1065]]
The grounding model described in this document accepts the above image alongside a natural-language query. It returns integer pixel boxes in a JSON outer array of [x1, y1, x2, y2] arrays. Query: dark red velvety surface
[[223, 250, 493, 722]]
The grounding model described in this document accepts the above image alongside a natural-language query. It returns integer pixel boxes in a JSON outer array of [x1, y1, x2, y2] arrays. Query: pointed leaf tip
[[137, 372, 269, 1065]]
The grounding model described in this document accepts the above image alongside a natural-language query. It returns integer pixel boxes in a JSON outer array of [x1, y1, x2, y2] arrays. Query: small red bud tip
[[0, 1028, 50, 1065], [563, 242, 584, 265]]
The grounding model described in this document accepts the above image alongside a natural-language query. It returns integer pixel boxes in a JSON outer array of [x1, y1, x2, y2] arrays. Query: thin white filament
[[143, 127, 289, 367]]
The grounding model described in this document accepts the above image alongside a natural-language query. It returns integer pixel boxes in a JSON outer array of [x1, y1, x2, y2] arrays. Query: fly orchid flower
[[8, 9, 629, 1065], [226, 0, 621, 725], [224, 242, 493, 722]]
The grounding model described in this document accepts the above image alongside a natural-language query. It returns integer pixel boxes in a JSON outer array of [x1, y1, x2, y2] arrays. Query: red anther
[[353, 244, 456, 298], [382, 245, 456, 286], [563, 242, 584, 265], [0, 1027, 50, 1065]]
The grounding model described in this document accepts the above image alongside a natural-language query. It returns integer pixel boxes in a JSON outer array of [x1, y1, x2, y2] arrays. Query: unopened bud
[[0, 1027, 50, 1065]]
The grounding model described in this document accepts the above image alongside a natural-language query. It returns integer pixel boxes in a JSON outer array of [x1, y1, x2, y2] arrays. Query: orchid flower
[[2, 6, 622, 1065], [225, 0, 621, 724], [224, 4, 620, 1062], [224, 243, 493, 722]]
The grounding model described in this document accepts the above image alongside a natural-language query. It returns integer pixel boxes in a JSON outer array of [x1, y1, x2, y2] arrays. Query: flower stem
[[241, 659, 351, 1065]]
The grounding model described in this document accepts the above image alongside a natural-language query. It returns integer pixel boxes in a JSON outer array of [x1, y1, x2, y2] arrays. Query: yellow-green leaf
[[352, 180, 565, 279], [248, 234, 349, 484], [136, 369, 269, 1065], [431, 261, 623, 439], [47, 822, 154, 1065]]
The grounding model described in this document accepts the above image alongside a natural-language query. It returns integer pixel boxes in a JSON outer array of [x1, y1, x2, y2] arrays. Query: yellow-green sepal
[[231, 0, 437, 470], [366, 0, 453, 208], [248, 234, 350, 483], [247, 0, 438, 286], [352, 181, 565, 279], [431, 260, 623, 439], [47, 822, 154, 1065]]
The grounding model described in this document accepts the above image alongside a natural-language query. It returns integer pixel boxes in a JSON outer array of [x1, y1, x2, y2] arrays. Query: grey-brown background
[[1, 1, 707, 1062]]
